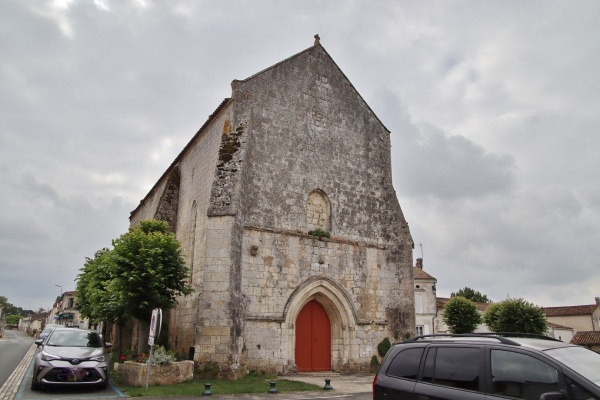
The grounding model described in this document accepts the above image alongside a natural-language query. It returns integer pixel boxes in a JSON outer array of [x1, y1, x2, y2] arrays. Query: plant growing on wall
[[307, 228, 330, 238]]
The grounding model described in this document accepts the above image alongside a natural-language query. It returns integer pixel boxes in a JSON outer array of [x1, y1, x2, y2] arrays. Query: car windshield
[[545, 346, 600, 386], [46, 330, 103, 348]]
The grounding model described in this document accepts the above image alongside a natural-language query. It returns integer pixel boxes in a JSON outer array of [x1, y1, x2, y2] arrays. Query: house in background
[[28, 312, 48, 337], [413, 258, 491, 335], [412, 259, 585, 342], [542, 298, 600, 334], [47, 291, 88, 328], [571, 331, 600, 352], [413, 258, 437, 335], [546, 322, 575, 342]]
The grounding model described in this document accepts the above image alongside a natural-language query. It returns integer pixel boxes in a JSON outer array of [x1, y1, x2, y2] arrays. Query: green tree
[[443, 296, 481, 334], [482, 298, 547, 334], [0, 295, 34, 316], [6, 314, 21, 326], [76, 248, 125, 326], [111, 219, 193, 352], [450, 287, 491, 303]]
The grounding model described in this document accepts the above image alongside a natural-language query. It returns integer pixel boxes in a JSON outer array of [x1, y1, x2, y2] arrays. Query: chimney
[[416, 258, 423, 269], [595, 297, 599, 306]]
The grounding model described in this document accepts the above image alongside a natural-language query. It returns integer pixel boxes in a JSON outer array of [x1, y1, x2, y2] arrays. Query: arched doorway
[[295, 300, 331, 372]]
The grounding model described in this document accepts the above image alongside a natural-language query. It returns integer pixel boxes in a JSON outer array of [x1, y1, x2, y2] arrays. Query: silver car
[[32, 328, 111, 390], [38, 324, 61, 341]]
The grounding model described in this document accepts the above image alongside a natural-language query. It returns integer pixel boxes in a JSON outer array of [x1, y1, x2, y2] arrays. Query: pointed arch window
[[306, 189, 331, 232]]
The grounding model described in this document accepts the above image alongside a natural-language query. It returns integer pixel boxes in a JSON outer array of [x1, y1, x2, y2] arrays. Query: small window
[[306, 190, 331, 232], [416, 326, 424, 336], [386, 348, 424, 380], [422, 347, 480, 391], [491, 350, 560, 400]]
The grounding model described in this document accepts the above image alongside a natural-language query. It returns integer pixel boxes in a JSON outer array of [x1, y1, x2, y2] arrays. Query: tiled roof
[[542, 304, 596, 317], [547, 321, 573, 330], [571, 331, 600, 345], [30, 312, 48, 321], [413, 267, 436, 280]]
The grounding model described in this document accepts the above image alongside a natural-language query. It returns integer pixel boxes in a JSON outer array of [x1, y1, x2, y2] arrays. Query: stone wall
[[129, 102, 234, 357], [118, 360, 194, 386], [129, 42, 414, 374]]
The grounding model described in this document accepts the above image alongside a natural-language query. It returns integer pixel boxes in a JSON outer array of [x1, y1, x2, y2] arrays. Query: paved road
[[0, 330, 34, 388], [0, 331, 371, 400], [0, 331, 124, 400]]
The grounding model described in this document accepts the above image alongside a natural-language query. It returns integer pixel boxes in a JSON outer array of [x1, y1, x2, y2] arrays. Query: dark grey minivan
[[373, 333, 600, 400]]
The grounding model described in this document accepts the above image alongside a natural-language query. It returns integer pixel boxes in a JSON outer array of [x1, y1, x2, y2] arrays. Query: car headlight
[[41, 351, 61, 361], [90, 354, 106, 362]]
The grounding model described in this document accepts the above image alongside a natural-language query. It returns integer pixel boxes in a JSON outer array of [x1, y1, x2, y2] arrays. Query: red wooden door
[[295, 300, 331, 372]]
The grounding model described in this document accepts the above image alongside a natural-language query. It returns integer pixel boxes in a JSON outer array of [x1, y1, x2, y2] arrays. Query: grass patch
[[115, 374, 321, 397]]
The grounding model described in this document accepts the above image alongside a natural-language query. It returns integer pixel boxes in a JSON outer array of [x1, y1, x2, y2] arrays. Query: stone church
[[129, 35, 415, 376]]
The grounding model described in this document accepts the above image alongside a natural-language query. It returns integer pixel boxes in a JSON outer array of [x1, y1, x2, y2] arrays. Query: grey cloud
[[373, 89, 516, 200]]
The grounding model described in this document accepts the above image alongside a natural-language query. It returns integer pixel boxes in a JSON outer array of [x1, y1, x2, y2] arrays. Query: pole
[[145, 344, 154, 392]]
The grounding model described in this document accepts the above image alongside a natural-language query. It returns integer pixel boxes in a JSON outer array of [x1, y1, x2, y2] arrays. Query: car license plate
[[66, 368, 86, 382]]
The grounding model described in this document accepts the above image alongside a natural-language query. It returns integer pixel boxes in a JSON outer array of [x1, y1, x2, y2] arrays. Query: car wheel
[[98, 379, 109, 390]]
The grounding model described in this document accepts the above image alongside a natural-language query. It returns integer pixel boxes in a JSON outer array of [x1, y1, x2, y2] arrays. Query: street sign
[[148, 308, 162, 346]]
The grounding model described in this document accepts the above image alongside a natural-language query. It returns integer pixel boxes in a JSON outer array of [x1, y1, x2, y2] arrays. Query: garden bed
[[118, 360, 194, 386]]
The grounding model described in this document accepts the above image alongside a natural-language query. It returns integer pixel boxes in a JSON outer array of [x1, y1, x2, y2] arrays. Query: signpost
[[145, 308, 162, 391]]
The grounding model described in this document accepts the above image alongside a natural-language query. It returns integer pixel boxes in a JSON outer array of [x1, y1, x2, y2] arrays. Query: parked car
[[31, 328, 112, 390], [38, 324, 61, 341], [373, 333, 600, 400]]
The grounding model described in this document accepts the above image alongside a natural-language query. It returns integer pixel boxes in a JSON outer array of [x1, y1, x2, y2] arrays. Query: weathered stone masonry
[[129, 38, 414, 376]]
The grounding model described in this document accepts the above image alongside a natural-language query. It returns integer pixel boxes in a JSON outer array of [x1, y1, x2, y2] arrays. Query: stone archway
[[283, 277, 359, 372]]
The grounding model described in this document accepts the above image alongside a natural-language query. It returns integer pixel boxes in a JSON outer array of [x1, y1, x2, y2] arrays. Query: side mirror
[[539, 392, 566, 400], [35, 339, 43, 346], [104, 342, 113, 353]]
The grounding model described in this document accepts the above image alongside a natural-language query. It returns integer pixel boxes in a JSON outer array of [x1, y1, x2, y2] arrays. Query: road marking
[[0, 343, 36, 400]]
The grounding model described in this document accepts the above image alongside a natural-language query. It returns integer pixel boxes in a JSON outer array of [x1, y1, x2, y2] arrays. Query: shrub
[[443, 296, 481, 334], [483, 298, 547, 334], [370, 355, 380, 372], [377, 337, 392, 358], [151, 345, 176, 366]]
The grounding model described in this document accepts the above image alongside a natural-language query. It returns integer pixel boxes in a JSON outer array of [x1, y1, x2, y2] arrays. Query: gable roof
[[413, 267, 436, 280], [240, 42, 389, 133], [542, 304, 596, 317], [571, 331, 600, 345], [547, 321, 573, 330]]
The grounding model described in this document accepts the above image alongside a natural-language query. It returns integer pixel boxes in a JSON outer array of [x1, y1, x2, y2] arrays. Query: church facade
[[130, 37, 415, 376]]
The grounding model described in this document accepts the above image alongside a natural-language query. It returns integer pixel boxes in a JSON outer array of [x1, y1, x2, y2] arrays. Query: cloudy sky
[[1, 0, 599, 312]]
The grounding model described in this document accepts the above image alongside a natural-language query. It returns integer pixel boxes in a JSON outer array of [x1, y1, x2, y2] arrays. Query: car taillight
[[372, 373, 378, 400]]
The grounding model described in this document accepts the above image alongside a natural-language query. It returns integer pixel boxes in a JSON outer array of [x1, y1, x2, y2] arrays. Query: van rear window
[[422, 347, 480, 391], [386, 348, 425, 380]]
